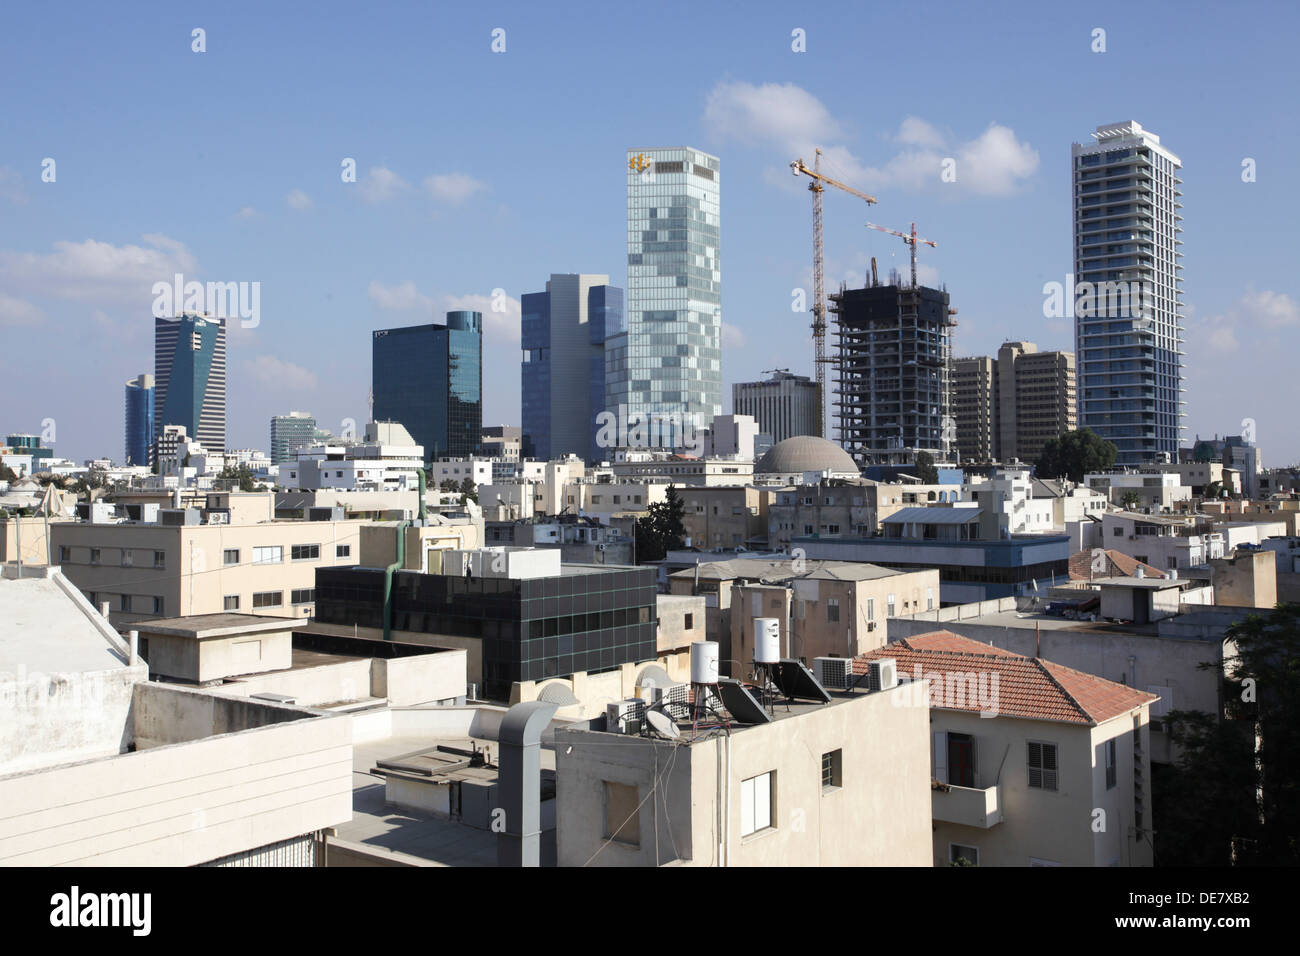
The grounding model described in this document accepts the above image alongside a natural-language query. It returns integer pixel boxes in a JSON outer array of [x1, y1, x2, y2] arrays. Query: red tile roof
[[1068, 549, 1166, 581], [857, 631, 1158, 725]]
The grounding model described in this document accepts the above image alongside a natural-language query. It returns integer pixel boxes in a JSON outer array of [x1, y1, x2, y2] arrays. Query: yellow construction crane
[[790, 149, 877, 438], [864, 220, 936, 290]]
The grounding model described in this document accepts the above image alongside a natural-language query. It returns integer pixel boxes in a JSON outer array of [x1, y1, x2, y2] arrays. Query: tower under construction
[[831, 274, 954, 468]]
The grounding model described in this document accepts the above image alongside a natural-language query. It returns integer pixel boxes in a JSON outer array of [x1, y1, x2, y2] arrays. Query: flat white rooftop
[[0, 573, 126, 673]]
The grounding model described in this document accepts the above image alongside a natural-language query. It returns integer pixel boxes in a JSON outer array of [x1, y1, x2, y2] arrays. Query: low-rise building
[[554, 666, 933, 866], [862, 631, 1156, 867]]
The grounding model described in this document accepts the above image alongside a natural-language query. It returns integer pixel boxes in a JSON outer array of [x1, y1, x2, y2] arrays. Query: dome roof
[[756, 436, 859, 475]]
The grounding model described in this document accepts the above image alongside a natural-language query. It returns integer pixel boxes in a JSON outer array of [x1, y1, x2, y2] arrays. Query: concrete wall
[[1210, 549, 1277, 608], [0, 687, 351, 866], [144, 628, 294, 684], [555, 682, 932, 867], [1, 662, 147, 775], [216, 648, 467, 708], [928, 708, 1151, 867]]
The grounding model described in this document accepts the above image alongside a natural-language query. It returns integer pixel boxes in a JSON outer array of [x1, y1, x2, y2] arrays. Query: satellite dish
[[646, 710, 681, 739]]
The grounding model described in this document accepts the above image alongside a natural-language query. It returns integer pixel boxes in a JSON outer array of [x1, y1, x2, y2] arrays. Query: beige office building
[[953, 342, 1075, 465]]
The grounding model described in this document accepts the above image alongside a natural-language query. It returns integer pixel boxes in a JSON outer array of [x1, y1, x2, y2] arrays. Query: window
[[223, 549, 240, 566], [90, 548, 101, 565], [1028, 741, 1058, 791], [740, 771, 774, 837], [821, 750, 842, 790], [927, 587, 934, 611], [151, 596, 163, 615], [120, 549, 133, 567], [826, 598, 840, 623], [291, 544, 320, 561], [866, 597, 875, 620], [253, 546, 282, 565], [58, 545, 70, 563], [887, 593, 896, 616], [1105, 738, 1117, 789], [336, 544, 351, 559], [950, 844, 979, 867], [803, 524, 814, 535], [153, 550, 165, 569], [603, 781, 640, 847], [291, 588, 315, 605], [684, 613, 694, 630], [223, 595, 240, 611], [1113, 526, 1122, 536], [947, 732, 975, 788], [253, 591, 283, 609]]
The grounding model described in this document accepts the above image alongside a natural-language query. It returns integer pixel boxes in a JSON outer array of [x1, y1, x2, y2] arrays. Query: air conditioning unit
[[644, 682, 687, 707], [866, 658, 898, 691], [867, 621, 876, 632], [814, 657, 854, 691], [206, 512, 228, 525], [606, 698, 646, 735]]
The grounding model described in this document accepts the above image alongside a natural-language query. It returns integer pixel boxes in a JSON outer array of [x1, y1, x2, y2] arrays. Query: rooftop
[[0, 570, 128, 674], [135, 613, 300, 639], [883, 506, 982, 525], [668, 556, 906, 583], [861, 631, 1158, 725]]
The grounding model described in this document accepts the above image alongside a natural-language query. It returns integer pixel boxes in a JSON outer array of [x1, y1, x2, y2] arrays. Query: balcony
[[932, 782, 1002, 828]]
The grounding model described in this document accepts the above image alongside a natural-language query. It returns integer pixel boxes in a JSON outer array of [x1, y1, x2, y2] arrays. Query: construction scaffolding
[[831, 270, 955, 468]]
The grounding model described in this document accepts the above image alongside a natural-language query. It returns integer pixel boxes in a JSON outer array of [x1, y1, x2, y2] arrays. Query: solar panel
[[770, 659, 833, 703], [715, 679, 772, 724]]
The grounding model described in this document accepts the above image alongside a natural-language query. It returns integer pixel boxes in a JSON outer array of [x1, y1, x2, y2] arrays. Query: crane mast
[[790, 149, 876, 439]]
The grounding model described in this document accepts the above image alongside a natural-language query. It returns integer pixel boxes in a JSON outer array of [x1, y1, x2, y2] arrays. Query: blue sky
[[3, 0, 1298, 465]]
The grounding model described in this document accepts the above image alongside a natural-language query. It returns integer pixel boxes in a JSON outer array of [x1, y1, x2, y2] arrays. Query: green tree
[[1035, 428, 1117, 483], [458, 476, 478, 504], [1156, 603, 1300, 865], [1120, 490, 1141, 510], [1204, 480, 1226, 500], [635, 484, 687, 563], [218, 465, 256, 492], [0, 462, 17, 483], [915, 451, 939, 484]]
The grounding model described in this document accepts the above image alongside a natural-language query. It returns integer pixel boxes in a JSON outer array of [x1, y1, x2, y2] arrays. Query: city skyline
[[2, 3, 1297, 465]]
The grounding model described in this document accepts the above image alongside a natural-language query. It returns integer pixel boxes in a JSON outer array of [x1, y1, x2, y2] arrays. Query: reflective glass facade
[[314, 564, 657, 700], [124, 373, 154, 466], [613, 147, 721, 443], [154, 314, 227, 453], [372, 312, 482, 461], [1072, 122, 1184, 465]]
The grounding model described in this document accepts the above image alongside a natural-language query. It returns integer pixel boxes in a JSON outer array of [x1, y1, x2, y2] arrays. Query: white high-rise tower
[[1071, 121, 1183, 465]]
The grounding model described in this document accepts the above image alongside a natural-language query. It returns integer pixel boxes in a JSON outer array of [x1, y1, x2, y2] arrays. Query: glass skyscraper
[[1072, 121, 1184, 465], [270, 411, 317, 464], [521, 274, 624, 462], [609, 147, 720, 445], [154, 314, 227, 453], [372, 312, 482, 461], [124, 373, 154, 466]]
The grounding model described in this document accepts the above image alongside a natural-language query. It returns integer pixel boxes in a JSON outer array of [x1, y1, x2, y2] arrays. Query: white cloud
[[704, 81, 842, 156], [0, 234, 198, 304], [368, 279, 434, 313], [1196, 289, 1300, 354], [895, 116, 946, 149], [0, 293, 43, 327], [359, 167, 409, 203], [368, 281, 520, 344], [286, 189, 313, 210], [445, 291, 520, 343], [235, 206, 257, 219], [424, 173, 488, 204], [703, 80, 1037, 197], [721, 322, 746, 349], [242, 354, 318, 391], [0, 166, 29, 205]]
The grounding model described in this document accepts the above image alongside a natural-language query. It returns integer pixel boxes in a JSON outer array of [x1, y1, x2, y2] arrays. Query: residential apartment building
[[555, 669, 932, 866], [521, 274, 624, 462], [372, 312, 483, 461], [481, 425, 522, 462], [953, 344, 1075, 465], [733, 370, 820, 443], [49, 491, 387, 624], [154, 313, 227, 453], [862, 631, 1156, 866], [767, 478, 963, 550], [678, 485, 772, 551], [281, 421, 423, 492], [1073, 121, 1184, 465]]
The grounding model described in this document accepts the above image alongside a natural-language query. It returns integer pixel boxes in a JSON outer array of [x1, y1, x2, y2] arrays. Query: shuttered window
[[1028, 741, 1058, 791]]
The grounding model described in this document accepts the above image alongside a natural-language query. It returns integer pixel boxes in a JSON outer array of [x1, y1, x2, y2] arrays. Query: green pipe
[[383, 470, 424, 642]]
